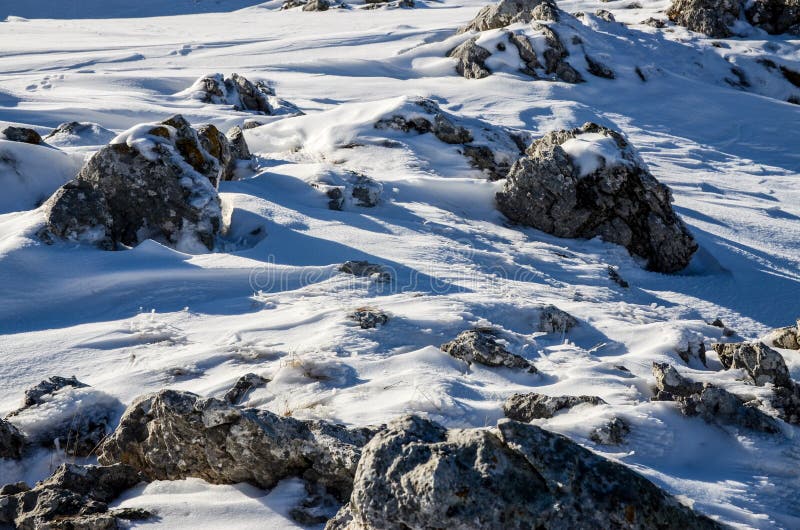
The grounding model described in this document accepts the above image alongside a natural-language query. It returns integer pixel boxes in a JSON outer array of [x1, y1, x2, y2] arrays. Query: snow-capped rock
[[184, 73, 303, 116], [0, 419, 25, 459], [440, 328, 537, 372], [503, 392, 604, 421], [44, 122, 115, 147]]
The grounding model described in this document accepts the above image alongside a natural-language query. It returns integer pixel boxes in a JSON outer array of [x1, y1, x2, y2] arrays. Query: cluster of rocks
[[496, 122, 698, 273], [374, 96, 525, 180], [350, 307, 389, 329], [40, 114, 254, 251], [323, 171, 383, 210], [667, 0, 800, 37], [440, 328, 538, 372], [188, 73, 302, 116]]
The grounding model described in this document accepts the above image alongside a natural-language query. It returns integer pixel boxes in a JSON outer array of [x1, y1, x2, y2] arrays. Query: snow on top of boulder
[[111, 123, 167, 162], [560, 132, 629, 177]]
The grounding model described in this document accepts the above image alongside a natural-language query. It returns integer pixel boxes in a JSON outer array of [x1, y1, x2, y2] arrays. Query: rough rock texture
[[327, 415, 721, 530], [304, 0, 331, 10], [766, 322, 799, 349], [503, 392, 604, 421], [440, 329, 537, 372], [0, 463, 144, 530], [608, 266, 629, 287], [537, 304, 578, 333], [0, 419, 25, 459], [339, 261, 391, 282], [667, 0, 800, 37], [589, 417, 630, 445], [651, 363, 780, 433], [197, 124, 235, 184], [459, 0, 559, 32], [447, 38, 492, 79], [350, 174, 383, 207], [44, 122, 115, 147], [712, 342, 792, 387], [188, 73, 302, 115], [677, 340, 707, 366], [496, 123, 697, 273], [97, 390, 377, 501], [223, 373, 270, 405], [226, 125, 253, 162], [350, 307, 389, 329], [1, 126, 42, 145], [322, 172, 383, 210], [6, 376, 123, 457], [374, 97, 523, 180], [43, 114, 222, 251]]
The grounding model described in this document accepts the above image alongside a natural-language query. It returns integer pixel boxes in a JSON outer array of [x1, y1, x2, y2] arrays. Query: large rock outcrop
[[186, 73, 302, 116], [326, 415, 722, 529], [667, 0, 800, 37], [496, 123, 697, 273], [0, 463, 145, 529], [459, 0, 559, 33], [97, 389, 377, 501], [42, 115, 223, 251], [441, 329, 537, 372]]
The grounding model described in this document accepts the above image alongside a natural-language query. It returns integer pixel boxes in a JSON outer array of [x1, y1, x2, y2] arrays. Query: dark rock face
[[0, 419, 25, 459], [651, 363, 780, 433], [339, 261, 391, 282], [189, 73, 302, 115], [197, 124, 235, 185], [350, 307, 389, 329], [6, 376, 123, 457], [1, 126, 42, 145], [326, 415, 722, 530], [0, 463, 144, 530], [226, 125, 253, 162], [97, 390, 376, 502], [538, 304, 578, 333], [459, 0, 559, 32], [712, 342, 791, 387], [589, 417, 630, 445], [496, 122, 697, 273], [503, 392, 604, 421], [766, 322, 799, 349], [223, 373, 270, 405], [667, 0, 800, 37], [441, 329, 537, 372], [42, 114, 222, 251]]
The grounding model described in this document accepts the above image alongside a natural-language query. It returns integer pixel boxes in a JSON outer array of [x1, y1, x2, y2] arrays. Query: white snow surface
[[561, 132, 628, 176], [0, 0, 799, 529]]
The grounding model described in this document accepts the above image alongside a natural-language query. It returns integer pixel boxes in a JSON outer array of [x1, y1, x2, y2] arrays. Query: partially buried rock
[[42, 114, 223, 252], [223, 373, 270, 405], [589, 417, 630, 445], [1, 126, 42, 145], [186, 73, 302, 116], [765, 321, 799, 349], [459, 0, 559, 32], [326, 415, 721, 529], [303, 0, 330, 10], [197, 123, 235, 183], [667, 0, 800, 37], [441, 329, 537, 372], [496, 123, 697, 273], [226, 125, 253, 162], [503, 392, 604, 421], [350, 307, 389, 329], [537, 304, 578, 334], [44, 121, 115, 147], [0, 463, 145, 530], [339, 260, 391, 282], [97, 389, 378, 502], [712, 342, 791, 387], [0, 419, 25, 459]]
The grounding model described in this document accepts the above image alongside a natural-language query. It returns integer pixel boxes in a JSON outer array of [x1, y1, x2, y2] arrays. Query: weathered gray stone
[[766, 323, 800, 350], [677, 340, 707, 366], [42, 114, 222, 251], [441, 329, 537, 372], [327, 415, 722, 529], [189, 73, 302, 116], [447, 38, 492, 79], [350, 174, 382, 207], [197, 124, 235, 184], [223, 373, 270, 405], [0, 419, 25, 459], [712, 342, 792, 387], [15, 376, 87, 410], [538, 304, 578, 334], [459, 0, 559, 33], [97, 390, 376, 501], [667, 0, 800, 36], [503, 392, 604, 421], [1, 126, 42, 145], [496, 123, 697, 273], [303, 0, 331, 10], [226, 125, 253, 162], [589, 417, 630, 445], [350, 307, 389, 329]]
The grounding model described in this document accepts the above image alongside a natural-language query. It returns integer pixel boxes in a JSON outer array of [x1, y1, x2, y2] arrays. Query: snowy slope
[[1, 0, 799, 528]]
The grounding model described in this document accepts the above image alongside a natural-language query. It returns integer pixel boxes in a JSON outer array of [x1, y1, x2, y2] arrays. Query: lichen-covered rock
[[97, 390, 377, 501], [537, 304, 578, 334], [712, 342, 792, 387], [667, 0, 800, 37], [651, 363, 780, 433], [350, 307, 389, 329], [223, 373, 270, 404], [459, 0, 559, 33], [44, 121, 115, 147], [327, 415, 722, 530], [197, 124, 235, 184], [503, 392, 604, 421], [42, 115, 223, 252], [496, 123, 697, 273], [766, 322, 799, 349], [339, 261, 391, 282], [6, 377, 123, 457], [441, 329, 537, 372], [186, 73, 302, 115], [0, 419, 25, 459], [0, 463, 143, 530], [1, 126, 42, 145]]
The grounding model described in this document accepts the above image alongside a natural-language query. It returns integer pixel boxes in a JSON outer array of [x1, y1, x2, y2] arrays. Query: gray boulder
[[350, 307, 389, 329], [303, 0, 331, 10], [503, 392, 604, 421], [226, 125, 253, 162], [223, 373, 270, 405], [459, 0, 559, 32], [197, 124, 235, 184], [189, 73, 302, 115], [44, 122, 115, 147], [42, 114, 223, 251], [1, 126, 42, 145], [0, 419, 25, 459], [496, 123, 697, 273], [712, 342, 792, 387], [447, 38, 492, 79], [538, 304, 578, 334], [97, 389, 377, 501], [327, 415, 722, 529], [0, 463, 145, 530], [350, 174, 383, 207], [15, 375, 87, 409], [589, 417, 630, 445], [441, 329, 537, 372], [667, 0, 800, 36], [766, 322, 799, 349]]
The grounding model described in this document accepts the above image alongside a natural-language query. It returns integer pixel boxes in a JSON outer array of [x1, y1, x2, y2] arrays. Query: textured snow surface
[[561, 132, 628, 176], [0, 0, 799, 528]]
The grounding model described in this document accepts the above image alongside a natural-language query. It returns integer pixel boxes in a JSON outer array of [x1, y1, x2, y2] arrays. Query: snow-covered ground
[[1, 0, 799, 528]]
